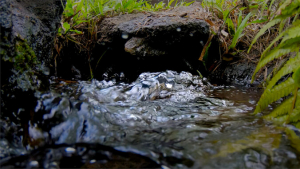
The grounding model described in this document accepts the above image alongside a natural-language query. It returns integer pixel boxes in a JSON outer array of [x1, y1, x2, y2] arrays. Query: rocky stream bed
[[1, 71, 300, 168], [1, 0, 300, 168]]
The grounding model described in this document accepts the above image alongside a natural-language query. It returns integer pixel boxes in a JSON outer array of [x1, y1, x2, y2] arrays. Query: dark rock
[[124, 37, 166, 56], [0, 0, 65, 92], [0, 143, 161, 168], [57, 3, 219, 82], [208, 61, 266, 86], [0, 0, 65, 146]]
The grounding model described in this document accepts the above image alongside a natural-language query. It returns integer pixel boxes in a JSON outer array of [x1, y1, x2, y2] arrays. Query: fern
[[290, 105, 300, 122], [264, 90, 300, 120], [261, 20, 300, 58], [285, 127, 300, 152], [247, 16, 285, 53], [254, 77, 296, 113], [275, 0, 293, 15], [265, 53, 300, 91], [263, 97, 292, 120], [252, 42, 300, 82], [250, 0, 300, 128]]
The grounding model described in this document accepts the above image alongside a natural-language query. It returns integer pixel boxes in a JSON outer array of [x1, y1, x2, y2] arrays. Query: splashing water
[[1, 71, 300, 168], [122, 32, 129, 39]]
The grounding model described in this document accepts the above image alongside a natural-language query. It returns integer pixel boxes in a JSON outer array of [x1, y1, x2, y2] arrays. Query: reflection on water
[[1, 71, 300, 168]]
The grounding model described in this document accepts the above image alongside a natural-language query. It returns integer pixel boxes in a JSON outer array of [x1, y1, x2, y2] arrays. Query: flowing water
[[1, 71, 300, 168]]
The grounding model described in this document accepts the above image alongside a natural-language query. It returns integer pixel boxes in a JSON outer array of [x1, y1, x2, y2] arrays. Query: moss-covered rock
[[0, 0, 65, 122]]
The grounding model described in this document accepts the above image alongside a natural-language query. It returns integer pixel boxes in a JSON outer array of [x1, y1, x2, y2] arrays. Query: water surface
[[1, 71, 299, 168]]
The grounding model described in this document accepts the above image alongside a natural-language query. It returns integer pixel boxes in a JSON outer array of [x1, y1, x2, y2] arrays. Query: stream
[[1, 71, 300, 168]]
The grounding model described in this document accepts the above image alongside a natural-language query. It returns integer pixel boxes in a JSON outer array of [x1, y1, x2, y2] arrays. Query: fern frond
[[285, 127, 300, 152], [279, 17, 288, 33], [264, 90, 300, 120], [251, 39, 300, 82], [254, 77, 296, 114], [248, 0, 300, 53], [261, 20, 300, 58], [260, 33, 284, 59], [265, 53, 300, 91], [279, 20, 300, 45], [264, 96, 294, 120], [275, 0, 293, 15], [296, 122, 300, 128], [290, 107, 300, 122], [289, 90, 300, 122], [293, 66, 300, 87], [280, 0, 300, 16], [247, 16, 287, 53], [272, 114, 288, 124]]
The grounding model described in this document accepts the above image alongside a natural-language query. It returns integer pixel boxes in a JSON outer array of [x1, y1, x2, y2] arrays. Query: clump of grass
[[199, 0, 283, 71], [58, 0, 193, 36]]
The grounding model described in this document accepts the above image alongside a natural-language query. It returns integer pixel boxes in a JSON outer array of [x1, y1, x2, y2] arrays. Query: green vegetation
[[14, 38, 37, 72], [199, 0, 269, 63], [200, 0, 300, 128], [58, 0, 194, 36], [248, 0, 300, 128], [57, 0, 300, 128], [56, 0, 194, 78]]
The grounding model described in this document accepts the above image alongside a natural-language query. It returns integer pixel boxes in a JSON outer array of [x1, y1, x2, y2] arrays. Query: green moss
[[0, 48, 5, 55], [14, 39, 37, 70]]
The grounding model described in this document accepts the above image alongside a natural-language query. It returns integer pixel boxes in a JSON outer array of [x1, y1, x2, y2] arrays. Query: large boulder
[[0, 0, 65, 130], [56, 3, 220, 81]]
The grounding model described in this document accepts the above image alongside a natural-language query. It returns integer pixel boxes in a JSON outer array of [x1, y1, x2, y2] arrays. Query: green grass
[[58, 0, 194, 36], [56, 0, 194, 79]]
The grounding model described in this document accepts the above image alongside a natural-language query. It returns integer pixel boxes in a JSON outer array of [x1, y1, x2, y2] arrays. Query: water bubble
[[29, 161, 39, 168], [176, 27, 181, 32], [249, 100, 256, 105], [49, 162, 59, 169], [43, 67, 50, 75], [166, 83, 173, 89], [161, 165, 171, 169], [102, 72, 108, 79], [120, 72, 125, 78], [121, 32, 129, 39], [189, 33, 193, 37], [65, 147, 76, 154], [200, 41, 204, 46]]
